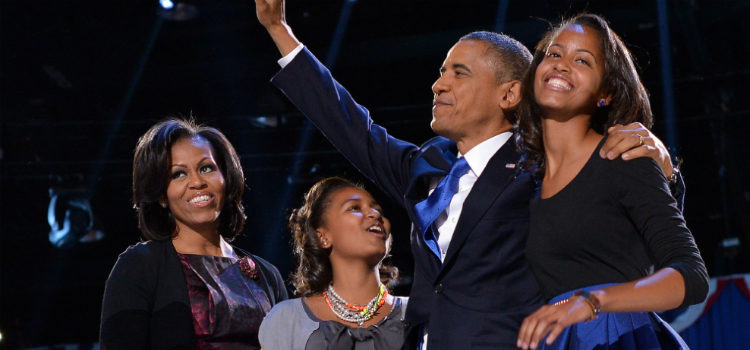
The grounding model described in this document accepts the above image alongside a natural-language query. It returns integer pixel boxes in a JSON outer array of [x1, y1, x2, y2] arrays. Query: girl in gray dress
[[259, 177, 408, 350]]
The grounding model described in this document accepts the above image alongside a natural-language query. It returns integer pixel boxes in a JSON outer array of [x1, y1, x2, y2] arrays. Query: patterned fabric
[[178, 253, 272, 350]]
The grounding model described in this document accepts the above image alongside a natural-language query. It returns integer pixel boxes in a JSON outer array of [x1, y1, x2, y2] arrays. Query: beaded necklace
[[323, 283, 388, 327]]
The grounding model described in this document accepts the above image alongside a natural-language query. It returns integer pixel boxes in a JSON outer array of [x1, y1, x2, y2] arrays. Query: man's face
[[431, 40, 506, 145]]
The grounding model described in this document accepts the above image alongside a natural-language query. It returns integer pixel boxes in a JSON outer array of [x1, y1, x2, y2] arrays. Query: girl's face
[[317, 187, 392, 265], [534, 24, 608, 118]]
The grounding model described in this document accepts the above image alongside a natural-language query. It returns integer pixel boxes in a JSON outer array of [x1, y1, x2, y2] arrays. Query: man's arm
[[602, 123, 685, 210], [255, 0, 420, 205], [255, 0, 300, 57], [601, 123, 673, 177]]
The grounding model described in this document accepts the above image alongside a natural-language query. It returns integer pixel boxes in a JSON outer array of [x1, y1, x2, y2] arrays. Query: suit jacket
[[99, 239, 287, 350], [272, 48, 543, 349]]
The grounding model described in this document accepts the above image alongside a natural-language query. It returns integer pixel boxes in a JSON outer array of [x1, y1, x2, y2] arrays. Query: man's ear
[[499, 80, 522, 110]]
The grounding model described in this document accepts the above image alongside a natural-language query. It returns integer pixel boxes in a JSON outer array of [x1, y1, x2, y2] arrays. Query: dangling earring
[[598, 99, 606, 107]]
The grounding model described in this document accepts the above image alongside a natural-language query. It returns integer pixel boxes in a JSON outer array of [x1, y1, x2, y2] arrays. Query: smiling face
[[165, 136, 226, 236], [317, 187, 392, 266], [534, 24, 608, 119], [431, 40, 510, 148]]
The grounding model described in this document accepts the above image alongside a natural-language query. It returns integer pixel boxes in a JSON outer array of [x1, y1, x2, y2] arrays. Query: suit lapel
[[438, 137, 521, 272]]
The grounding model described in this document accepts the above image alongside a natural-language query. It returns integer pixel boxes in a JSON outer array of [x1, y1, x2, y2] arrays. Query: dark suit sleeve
[[615, 158, 708, 307], [99, 246, 155, 350], [271, 48, 419, 203]]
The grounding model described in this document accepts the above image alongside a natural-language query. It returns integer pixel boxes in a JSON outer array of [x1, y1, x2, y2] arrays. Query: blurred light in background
[[249, 115, 279, 128], [159, 0, 174, 10], [157, 0, 198, 21], [47, 184, 104, 248]]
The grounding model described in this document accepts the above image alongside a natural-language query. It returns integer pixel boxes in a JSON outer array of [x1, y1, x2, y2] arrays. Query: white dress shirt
[[431, 132, 512, 261], [278, 43, 305, 68]]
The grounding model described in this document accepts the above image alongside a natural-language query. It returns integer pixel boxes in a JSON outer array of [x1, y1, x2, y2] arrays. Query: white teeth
[[368, 225, 382, 232], [189, 195, 211, 203], [548, 77, 572, 90]]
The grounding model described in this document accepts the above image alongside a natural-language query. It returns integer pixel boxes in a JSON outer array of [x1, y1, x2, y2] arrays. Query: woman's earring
[[159, 201, 167, 208], [598, 99, 606, 107]]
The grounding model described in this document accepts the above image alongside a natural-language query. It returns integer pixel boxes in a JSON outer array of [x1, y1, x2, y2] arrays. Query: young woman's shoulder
[[605, 155, 662, 177]]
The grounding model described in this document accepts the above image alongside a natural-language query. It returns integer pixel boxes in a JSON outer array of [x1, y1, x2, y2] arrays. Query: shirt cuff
[[278, 44, 305, 68]]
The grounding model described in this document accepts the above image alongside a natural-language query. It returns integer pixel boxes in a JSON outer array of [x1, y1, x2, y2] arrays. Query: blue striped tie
[[413, 157, 471, 259]]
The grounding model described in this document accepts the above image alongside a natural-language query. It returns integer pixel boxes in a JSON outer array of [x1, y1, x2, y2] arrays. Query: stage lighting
[[159, 0, 174, 10], [47, 186, 104, 248], [249, 115, 279, 128], [157, 0, 198, 21]]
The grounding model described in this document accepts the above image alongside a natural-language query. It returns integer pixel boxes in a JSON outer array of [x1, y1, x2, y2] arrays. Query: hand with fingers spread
[[601, 122, 674, 178], [516, 297, 596, 349]]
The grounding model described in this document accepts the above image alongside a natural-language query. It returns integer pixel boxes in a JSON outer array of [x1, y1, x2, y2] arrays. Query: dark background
[[1, 0, 748, 348]]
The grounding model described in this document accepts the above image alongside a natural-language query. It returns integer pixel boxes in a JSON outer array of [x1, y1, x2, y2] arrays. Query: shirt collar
[[220, 235, 239, 259], [459, 131, 513, 177]]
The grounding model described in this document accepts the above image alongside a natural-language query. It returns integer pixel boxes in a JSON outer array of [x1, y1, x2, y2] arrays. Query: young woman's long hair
[[517, 13, 653, 178]]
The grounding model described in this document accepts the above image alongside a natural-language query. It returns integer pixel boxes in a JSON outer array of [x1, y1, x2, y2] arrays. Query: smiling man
[[254, 1, 678, 348]]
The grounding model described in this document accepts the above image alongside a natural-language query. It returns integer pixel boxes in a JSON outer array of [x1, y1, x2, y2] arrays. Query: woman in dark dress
[[100, 118, 287, 349], [259, 177, 407, 350], [515, 14, 708, 350]]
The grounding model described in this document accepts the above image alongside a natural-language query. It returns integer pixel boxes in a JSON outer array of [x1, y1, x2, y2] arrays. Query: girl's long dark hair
[[517, 14, 653, 178], [288, 177, 398, 296]]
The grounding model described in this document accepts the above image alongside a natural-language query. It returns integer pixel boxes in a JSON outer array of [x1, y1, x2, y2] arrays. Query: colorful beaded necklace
[[323, 283, 388, 327]]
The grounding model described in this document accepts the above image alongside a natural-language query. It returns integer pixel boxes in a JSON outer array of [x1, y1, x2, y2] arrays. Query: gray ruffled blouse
[[258, 296, 408, 350]]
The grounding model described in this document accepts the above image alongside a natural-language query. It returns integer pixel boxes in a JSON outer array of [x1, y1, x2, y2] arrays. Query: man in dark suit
[[255, 1, 679, 348]]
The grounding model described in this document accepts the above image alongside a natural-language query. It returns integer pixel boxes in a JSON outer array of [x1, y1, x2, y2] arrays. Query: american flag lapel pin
[[505, 163, 516, 169]]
